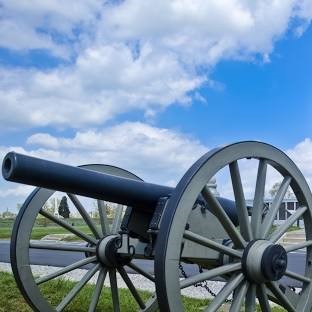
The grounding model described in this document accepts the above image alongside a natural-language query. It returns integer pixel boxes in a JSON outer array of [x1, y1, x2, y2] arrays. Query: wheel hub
[[96, 235, 131, 267], [242, 240, 287, 283]]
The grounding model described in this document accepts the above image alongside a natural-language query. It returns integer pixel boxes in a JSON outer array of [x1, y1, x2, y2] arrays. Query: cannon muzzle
[[2, 152, 172, 211]]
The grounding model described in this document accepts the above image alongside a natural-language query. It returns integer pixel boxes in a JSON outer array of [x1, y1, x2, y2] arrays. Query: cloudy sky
[[1, 0, 312, 212]]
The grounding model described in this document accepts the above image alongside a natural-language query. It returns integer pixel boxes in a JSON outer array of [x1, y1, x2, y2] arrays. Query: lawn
[[0, 218, 97, 240], [0, 217, 302, 241], [0, 271, 288, 312], [0, 271, 210, 312], [0, 224, 92, 240]]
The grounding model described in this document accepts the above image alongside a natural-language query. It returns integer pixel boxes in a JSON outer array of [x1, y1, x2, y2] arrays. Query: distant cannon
[[2, 141, 312, 311]]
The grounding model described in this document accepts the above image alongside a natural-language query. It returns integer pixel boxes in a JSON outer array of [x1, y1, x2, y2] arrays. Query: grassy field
[[0, 217, 302, 241], [0, 218, 97, 240], [0, 271, 210, 312], [0, 224, 92, 240], [0, 271, 287, 312]]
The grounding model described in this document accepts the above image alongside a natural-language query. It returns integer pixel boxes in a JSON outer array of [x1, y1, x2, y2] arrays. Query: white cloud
[[296, 0, 312, 21], [286, 138, 312, 187], [294, 0, 312, 35], [0, 45, 201, 128], [0, 1, 312, 129], [6, 122, 206, 186], [0, 185, 34, 199], [99, 0, 306, 65], [0, 0, 102, 57]]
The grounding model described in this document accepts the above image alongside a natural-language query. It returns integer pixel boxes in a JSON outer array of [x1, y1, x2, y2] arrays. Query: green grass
[[0, 217, 303, 241], [0, 271, 210, 311], [0, 272, 31, 312], [0, 225, 92, 240], [286, 225, 301, 232], [31, 225, 91, 240], [0, 271, 288, 311], [268, 225, 301, 236], [0, 218, 100, 240]]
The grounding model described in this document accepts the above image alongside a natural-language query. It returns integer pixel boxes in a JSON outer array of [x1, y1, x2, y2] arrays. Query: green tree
[[2, 208, 16, 219], [58, 196, 70, 219], [269, 181, 294, 199], [37, 199, 55, 227], [92, 200, 114, 219], [16, 203, 22, 212]]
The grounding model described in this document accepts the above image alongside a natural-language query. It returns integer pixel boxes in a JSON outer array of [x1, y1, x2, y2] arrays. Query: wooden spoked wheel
[[11, 164, 157, 312], [155, 141, 312, 312]]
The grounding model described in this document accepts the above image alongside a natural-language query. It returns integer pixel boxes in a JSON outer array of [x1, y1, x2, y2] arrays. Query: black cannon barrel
[[2, 152, 173, 210], [2, 152, 239, 224]]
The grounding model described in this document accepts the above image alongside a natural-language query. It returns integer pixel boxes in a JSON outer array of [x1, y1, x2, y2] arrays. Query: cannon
[[2, 141, 312, 311]]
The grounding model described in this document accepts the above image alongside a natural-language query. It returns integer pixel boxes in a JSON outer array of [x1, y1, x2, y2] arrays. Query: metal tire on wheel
[[155, 141, 312, 312], [11, 164, 157, 312]]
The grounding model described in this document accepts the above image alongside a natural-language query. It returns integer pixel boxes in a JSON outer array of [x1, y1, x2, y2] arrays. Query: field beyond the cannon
[[0, 218, 97, 240], [0, 218, 302, 241]]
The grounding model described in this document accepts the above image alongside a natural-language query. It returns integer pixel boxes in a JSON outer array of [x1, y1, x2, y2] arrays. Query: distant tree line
[[1, 209, 16, 218]]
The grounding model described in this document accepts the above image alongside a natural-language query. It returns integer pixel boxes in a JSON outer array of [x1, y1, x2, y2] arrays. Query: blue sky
[[1, 1, 312, 212], [159, 26, 312, 149]]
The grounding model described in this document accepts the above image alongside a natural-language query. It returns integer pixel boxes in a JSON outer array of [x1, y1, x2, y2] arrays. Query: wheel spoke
[[245, 284, 256, 312], [251, 159, 267, 239], [284, 286, 301, 306], [36, 256, 97, 285], [68, 194, 102, 239], [229, 161, 253, 241], [204, 273, 244, 312], [284, 240, 312, 252], [257, 284, 271, 312], [127, 262, 155, 282], [29, 241, 96, 253], [118, 266, 146, 309], [112, 204, 124, 234], [269, 206, 307, 243], [261, 176, 292, 238], [181, 263, 241, 289], [201, 186, 246, 248], [267, 281, 296, 312], [229, 280, 248, 312], [98, 200, 110, 236], [140, 294, 158, 312], [285, 269, 311, 283], [88, 268, 107, 312], [266, 281, 300, 306], [109, 269, 120, 312], [184, 230, 243, 258], [39, 209, 97, 245], [56, 264, 100, 312]]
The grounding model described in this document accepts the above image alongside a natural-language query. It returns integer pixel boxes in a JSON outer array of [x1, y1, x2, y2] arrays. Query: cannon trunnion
[[3, 141, 312, 312]]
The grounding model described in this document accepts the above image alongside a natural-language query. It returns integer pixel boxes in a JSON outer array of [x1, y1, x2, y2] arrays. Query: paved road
[[0, 240, 154, 273], [0, 240, 305, 287]]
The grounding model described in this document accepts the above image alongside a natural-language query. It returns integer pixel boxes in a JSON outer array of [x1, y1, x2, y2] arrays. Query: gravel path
[[0, 262, 225, 299]]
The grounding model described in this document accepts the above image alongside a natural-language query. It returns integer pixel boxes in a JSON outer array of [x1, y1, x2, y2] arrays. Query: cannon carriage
[[2, 141, 312, 311]]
